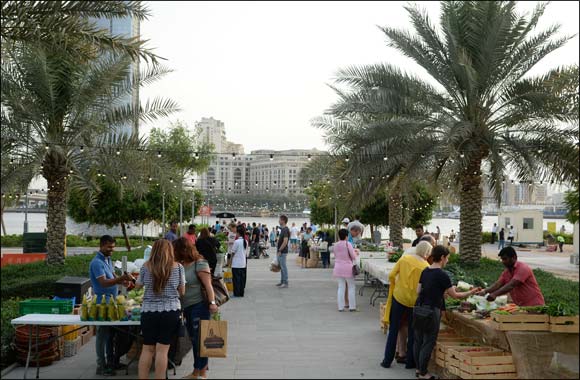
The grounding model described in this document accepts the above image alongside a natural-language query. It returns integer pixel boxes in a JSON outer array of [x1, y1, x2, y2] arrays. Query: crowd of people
[[87, 214, 549, 379]]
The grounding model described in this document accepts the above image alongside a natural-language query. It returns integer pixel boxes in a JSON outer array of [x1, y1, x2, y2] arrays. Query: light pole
[[23, 124, 30, 234], [162, 191, 166, 236]]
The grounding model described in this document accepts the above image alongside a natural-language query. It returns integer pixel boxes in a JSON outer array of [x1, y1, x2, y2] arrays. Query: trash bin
[[23, 232, 47, 253], [54, 277, 91, 305]]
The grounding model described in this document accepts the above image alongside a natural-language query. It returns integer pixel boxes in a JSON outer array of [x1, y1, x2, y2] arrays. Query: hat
[[342, 218, 350, 224]]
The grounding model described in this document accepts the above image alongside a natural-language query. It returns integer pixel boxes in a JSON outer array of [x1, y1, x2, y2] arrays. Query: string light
[[345, 155, 350, 162], [307, 154, 312, 161], [80, 146, 84, 153], [383, 155, 388, 161], [157, 151, 162, 158], [269, 154, 274, 161]]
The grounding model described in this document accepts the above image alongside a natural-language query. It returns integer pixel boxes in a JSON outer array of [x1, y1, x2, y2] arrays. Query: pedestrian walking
[[299, 227, 314, 268], [498, 228, 506, 250], [557, 235, 565, 252], [276, 215, 290, 288], [135, 239, 185, 380], [173, 238, 219, 380], [491, 223, 497, 244], [251, 222, 261, 258], [269, 229, 277, 248], [231, 225, 248, 297], [290, 223, 299, 253], [164, 221, 179, 242], [333, 229, 357, 311], [508, 226, 515, 245]]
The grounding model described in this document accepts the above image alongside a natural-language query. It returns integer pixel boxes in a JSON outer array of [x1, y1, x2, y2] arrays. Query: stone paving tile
[[4, 249, 414, 379]]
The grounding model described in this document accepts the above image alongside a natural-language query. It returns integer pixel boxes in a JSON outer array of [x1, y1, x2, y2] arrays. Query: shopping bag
[[199, 319, 227, 358], [270, 256, 281, 272]]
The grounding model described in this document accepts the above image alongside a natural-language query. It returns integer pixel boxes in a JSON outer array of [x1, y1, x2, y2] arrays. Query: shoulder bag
[[195, 261, 230, 307], [346, 241, 360, 276], [413, 288, 435, 331]]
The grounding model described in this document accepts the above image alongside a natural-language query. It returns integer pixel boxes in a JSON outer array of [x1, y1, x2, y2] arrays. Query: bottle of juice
[[98, 295, 107, 321], [88, 296, 98, 321], [80, 295, 89, 321], [108, 297, 118, 321]]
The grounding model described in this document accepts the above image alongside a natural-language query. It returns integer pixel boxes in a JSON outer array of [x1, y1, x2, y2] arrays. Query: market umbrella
[[216, 212, 235, 219]]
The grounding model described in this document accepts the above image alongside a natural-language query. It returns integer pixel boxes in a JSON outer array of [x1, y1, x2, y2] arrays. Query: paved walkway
[[4, 248, 413, 379]]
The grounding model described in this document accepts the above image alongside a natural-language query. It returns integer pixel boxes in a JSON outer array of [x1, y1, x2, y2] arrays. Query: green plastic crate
[[19, 299, 74, 316]]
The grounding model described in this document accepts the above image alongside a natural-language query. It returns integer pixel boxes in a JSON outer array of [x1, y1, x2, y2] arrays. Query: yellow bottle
[[97, 295, 107, 321], [108, 297, 118, 321], [80, 295, 89, 321], [88, 296, 98, 321]]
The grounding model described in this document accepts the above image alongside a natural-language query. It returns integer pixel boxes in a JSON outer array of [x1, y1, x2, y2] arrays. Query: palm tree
[[1, 1, 159, 63], [1, 39, 179, 264], [316, 1, 579, 262]]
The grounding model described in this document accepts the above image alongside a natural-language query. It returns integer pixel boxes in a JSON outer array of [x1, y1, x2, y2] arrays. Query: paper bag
[[199, 319, 227, 358]]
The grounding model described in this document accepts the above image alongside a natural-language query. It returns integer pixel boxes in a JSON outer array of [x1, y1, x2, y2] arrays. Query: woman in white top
[[231, 225, 248, 297]]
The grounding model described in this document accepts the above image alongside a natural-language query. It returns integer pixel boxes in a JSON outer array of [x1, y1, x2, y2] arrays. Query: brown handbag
[[195, 261, 230, 307]]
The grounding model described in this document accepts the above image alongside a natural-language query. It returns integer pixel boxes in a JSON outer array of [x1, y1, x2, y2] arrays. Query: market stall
[[440, 310, 579, 379], [11, 314, 141, 379]]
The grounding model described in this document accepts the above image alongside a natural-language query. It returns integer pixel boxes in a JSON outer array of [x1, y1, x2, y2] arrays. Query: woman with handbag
[[299, 227, 314, 268], [135, 239, 185, 380], [173, 238, 219, 380], [413, 246, 480, 379], [380, 241, 432, 370], [332, 229, 358, 312]]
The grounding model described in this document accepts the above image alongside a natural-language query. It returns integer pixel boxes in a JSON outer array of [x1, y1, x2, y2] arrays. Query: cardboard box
[[81, 330, 93, 346]]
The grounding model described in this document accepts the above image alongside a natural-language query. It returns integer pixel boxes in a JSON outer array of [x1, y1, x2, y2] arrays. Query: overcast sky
[[140, 1, 579, 153]]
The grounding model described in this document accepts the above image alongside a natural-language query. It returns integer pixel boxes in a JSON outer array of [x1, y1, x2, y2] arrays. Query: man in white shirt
[[491, 223, 498, 244], [290, 223, 299, 253]]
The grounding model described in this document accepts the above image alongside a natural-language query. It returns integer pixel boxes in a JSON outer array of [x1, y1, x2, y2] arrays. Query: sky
[[139, 1, 579, 154]]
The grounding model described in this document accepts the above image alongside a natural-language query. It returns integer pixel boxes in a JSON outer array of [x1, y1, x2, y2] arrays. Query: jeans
[[96, 326, 114, 368], [337, 277, 356, 310], [413, 308, 441, 376], [320, 252, 330, 268], [498, 239, 505, 250], [383, 297, 415, 368], [251, 242, 260, 257], [559, 242, 564, 252], [270, 240, 276, 247], [232, 267, 247, 296], [278, 254, 288, 284], [184, 302, 211, 371]]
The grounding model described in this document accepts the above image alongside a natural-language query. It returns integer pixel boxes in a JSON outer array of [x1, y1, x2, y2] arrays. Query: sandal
[[396, 356, 406, 364], [418, 375, 438, 380]]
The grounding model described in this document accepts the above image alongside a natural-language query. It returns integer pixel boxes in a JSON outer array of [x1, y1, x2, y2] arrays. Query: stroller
[[258, 240, 269, 258]]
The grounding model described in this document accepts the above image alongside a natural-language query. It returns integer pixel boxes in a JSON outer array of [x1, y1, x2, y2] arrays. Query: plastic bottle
[[97, 295, 107, 321], [143, 245, 152, 261], [88, 296, 98, 321], [108, 297, 118, 321], [79, 295, 88, 321]]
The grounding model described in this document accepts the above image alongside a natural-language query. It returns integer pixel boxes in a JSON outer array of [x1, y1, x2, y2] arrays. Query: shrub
[[0, 235, 23, 247], [481, 232, 493, 243], [543, 231, 573, 245], [1, 298, 20, 369]]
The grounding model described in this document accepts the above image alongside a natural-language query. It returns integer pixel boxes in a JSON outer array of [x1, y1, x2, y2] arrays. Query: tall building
[[196, 118, 322, 196], [92, 13, 140, 136]]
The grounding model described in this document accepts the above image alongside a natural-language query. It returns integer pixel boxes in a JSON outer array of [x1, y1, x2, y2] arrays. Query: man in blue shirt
[[164, 221, 179, 242], [89, 235, 132, 376]]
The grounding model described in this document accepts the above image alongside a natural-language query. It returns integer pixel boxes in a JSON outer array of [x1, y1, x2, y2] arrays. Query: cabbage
[[457, 281, 472, 292]]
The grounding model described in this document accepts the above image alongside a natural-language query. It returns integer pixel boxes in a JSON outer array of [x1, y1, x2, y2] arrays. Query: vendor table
[[10, 314, 153, 379], [443, 311, 580, 379], [358, 259, 395, 305]]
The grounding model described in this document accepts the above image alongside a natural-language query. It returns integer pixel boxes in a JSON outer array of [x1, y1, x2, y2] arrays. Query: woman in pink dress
[[333, 228, 357, 312]]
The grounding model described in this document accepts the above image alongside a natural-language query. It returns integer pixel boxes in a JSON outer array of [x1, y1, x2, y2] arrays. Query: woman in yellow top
[[381, 241, 431, 370]]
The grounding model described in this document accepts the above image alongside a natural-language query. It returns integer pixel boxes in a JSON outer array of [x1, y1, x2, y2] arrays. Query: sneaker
[[96, 366, 115, 376], [280, 284, 288, 288], [112, 363, 127, 370], [275, 283, 283, 287], [380, 360, 391, 369]]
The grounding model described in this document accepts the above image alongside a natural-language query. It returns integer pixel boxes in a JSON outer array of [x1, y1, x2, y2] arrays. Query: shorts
[[141, 310, 181, 345], [290, 238, 298, 245]]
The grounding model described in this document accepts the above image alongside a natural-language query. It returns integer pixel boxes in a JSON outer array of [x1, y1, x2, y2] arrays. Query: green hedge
[[1, 234, 152, 248], [1, 298, 19, 369], [481, 231, 574, 245], [543, 231, 573, 245]]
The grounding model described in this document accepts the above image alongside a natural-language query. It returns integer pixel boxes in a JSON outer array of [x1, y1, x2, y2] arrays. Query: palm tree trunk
[[121, 222, 131, 252], [46, 177, 68, 265], [1, 200, 6, 235], [389, 192, 403, 248], [370, 224, 374, 236], [460, 158, 483, 263]]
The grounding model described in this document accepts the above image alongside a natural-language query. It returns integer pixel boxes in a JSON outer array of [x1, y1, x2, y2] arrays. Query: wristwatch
[[210, 301, 217, 305]]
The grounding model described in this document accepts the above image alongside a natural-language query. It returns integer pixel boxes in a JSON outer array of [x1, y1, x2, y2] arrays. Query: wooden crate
[[454, 351, 517, 379], [379, 302, 388, 334], [459, 370, 518, 379], [81, 330, 93, 346], [435, 340, 478, 366], [490, 312, 549, 331], [306, 258, 319, 268], [550, 315, 579, 333]]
